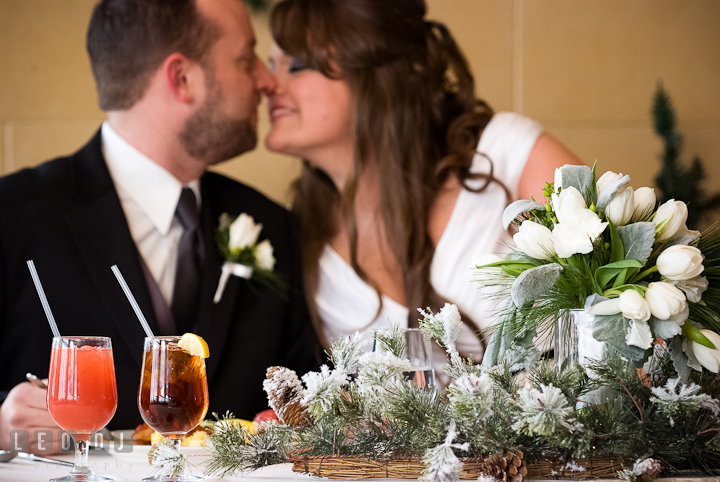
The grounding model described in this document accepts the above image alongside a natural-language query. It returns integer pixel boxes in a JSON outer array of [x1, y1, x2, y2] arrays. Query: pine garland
[[204, 316, 720, 481]]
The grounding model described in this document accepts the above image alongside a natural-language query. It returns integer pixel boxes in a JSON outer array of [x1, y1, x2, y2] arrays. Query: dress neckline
[[321, 187, 471, 310]]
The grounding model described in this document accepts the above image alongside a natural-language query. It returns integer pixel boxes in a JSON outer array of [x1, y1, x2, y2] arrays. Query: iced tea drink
[[138, 337, 209, 439]]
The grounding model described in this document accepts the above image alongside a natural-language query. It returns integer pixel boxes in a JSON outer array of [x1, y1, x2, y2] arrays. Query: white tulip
[[229, 213, 263, 251], [693, 329, 720, 373], [254, 239, 276, 271], [674, 276, 709, 303], [513, 221, 556, 260], [619, 289, 651, 322], [587, 297, 621, 316], [552, 187, 587, 224], [604, 185, 634, 226], [644, 282, 687, 321], [654, 199, 689, 241], [471, 253, 508, 285], [552, 209, 608, 258], [656, 245, 704, 280], [554, 167, 563, 192], [626, 319, 653, 350], [596, 171, 624, 194], [668, 304, 690, 325], [631, 187, 656, 222]]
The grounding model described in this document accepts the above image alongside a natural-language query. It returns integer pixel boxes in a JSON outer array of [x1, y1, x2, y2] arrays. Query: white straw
[[111, 265, 154, 338], [26, 260, 61, 338]]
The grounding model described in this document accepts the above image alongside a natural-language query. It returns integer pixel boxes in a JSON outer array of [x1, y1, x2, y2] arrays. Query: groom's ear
[[162, 53, 202, 105]]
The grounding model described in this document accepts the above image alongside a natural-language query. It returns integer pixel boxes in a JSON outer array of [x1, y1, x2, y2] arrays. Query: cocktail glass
[[138, 337, 209, 481], [47, 336, 118, 482]]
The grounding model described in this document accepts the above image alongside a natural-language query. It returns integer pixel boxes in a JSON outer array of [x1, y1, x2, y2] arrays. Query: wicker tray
[[290, 454, 629, 480]]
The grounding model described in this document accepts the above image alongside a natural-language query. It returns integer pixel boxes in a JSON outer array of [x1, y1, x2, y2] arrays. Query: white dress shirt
[[101, 121, 200, 306]]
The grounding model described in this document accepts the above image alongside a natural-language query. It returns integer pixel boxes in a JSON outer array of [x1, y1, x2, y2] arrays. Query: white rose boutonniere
[[213, 213, 281, 303]]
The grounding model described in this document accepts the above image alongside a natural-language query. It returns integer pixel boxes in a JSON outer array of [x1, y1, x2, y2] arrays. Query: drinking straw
[[26, 260, 61, 338], [110, 264, 154, 338]]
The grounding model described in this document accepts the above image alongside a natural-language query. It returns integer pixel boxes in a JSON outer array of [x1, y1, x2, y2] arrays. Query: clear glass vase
[[555, 309, 614, 406], [555, 309, 607, 371]]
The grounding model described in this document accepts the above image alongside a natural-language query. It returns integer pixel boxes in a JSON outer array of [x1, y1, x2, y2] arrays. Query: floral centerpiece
[[200, 310, 720, 481], [473, 164, 720, 379], [162, 164, 720, 482]]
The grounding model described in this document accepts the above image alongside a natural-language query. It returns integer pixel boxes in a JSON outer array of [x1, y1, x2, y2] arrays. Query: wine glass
[[403, 328, 435, 389], [138, 337, 209, 481], [47, 336, 118, 482]]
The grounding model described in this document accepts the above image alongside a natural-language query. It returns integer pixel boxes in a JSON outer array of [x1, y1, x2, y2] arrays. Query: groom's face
[[180, 0, 275, 165]]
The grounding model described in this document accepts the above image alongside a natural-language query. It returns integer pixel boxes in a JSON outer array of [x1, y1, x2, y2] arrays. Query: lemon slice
[[178, 333, 210, 358]]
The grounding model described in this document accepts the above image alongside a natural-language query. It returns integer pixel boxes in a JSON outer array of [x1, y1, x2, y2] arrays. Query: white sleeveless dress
[[315, 112, 543, 374]]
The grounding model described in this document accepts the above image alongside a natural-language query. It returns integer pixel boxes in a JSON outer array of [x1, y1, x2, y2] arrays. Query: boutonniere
[[213, 213, 280, 303]]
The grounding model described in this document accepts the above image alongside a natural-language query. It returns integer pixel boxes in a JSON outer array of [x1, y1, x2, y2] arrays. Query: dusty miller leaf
[[617, 222, 655, 264], [510, 263, 562, 308], [559, 165, 595, 202], [592, 313, 646, 361], [668, 336, 691, 383], [502, 200, 546, 229], [649, 318, 682, 339]]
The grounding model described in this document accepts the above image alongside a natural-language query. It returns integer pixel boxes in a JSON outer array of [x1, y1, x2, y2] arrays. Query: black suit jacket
[[0, 130, 320, 428]]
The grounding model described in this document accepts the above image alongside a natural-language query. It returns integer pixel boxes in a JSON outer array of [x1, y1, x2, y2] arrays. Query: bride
[[264, 0, 582, 376]]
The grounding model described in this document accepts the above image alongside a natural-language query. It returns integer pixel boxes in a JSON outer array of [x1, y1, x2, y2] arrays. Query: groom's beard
[[180, 72, 257, 165]]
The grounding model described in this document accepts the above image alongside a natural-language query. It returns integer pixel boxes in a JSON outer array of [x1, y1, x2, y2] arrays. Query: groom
[[0, 0, 319, 453]]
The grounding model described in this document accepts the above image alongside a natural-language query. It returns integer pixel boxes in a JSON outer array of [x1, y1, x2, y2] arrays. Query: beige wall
[[2, 1, 719, 215]]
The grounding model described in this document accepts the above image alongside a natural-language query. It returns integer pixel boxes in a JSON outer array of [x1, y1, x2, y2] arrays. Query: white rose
[[644, 282, 687, 321], [552, 186, 587, 224], [552, 209, 608, 258], [228, 213, 263, 251], [631, 187, 656, 222], [513, 221, 556, 260], [674, 276, 709, 303], [693, 329, 720, 373], [619, 289, 651, 322], [626, 319, 653, 350], [254, 239, 276, 271], [604, 185, 634, 226], [470, 253, 508, 285], [654, 199, 689, 241], [656, 245, 704, 280], [596, 170, 624, 194]]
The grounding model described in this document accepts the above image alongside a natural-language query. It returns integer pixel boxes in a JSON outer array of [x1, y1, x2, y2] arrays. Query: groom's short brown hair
[[87, 0, 221, 111]]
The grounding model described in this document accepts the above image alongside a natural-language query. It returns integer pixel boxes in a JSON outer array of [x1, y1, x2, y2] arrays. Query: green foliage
[[653, 83, 720, 228], [373, 324, 406, 357], [204, 411, 293, 477]]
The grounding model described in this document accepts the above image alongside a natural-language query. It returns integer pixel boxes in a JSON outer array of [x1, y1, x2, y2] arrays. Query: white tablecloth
[[1, 450, 716, 482], [0, 448, 323, 482]]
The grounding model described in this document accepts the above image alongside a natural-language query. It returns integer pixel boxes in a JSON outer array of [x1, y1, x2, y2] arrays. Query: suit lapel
[[63, 131, 157, 370], [194, 178, 240, 384]]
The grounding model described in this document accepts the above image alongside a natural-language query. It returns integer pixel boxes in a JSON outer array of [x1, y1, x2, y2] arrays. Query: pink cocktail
[[47, 337, 117, 482]]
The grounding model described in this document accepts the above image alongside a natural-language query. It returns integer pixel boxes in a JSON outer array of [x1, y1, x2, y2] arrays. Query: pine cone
[[481, 450, 527, 482], [264, 366, 309, 428]]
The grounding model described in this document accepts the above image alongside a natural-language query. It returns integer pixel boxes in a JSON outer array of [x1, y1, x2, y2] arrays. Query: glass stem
[[170, 437, 184, 476], [74, 436, 89, 469]]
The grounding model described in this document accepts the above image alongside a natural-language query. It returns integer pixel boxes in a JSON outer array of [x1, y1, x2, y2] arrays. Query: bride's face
[[265, 44, 355, 186]]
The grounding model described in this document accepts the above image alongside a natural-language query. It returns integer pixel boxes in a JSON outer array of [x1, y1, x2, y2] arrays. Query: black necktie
[[171, 187, 203, 334]]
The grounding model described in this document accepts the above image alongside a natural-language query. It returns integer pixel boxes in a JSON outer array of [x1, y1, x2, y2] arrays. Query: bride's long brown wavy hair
[[271, 0, 508, 348]]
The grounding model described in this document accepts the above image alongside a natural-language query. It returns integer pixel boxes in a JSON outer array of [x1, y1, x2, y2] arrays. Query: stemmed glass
[[138, 337, 209, 481], [47, 336, 118, 482], [403, 328, 435, 390]]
